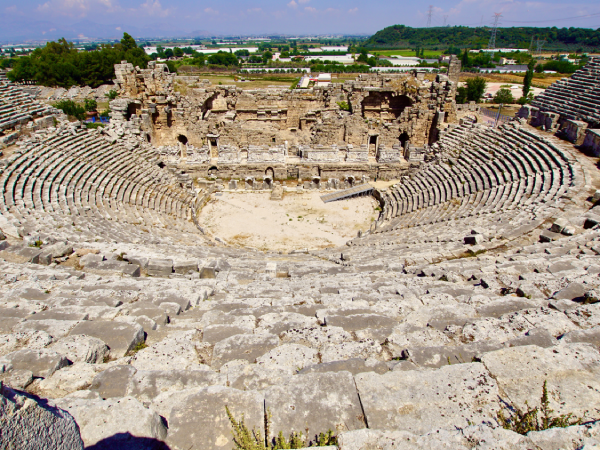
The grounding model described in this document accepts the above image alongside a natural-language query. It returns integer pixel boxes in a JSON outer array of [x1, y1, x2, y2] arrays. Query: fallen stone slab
[[50, 335, 109, 364], [0, 368, 34, 390], [355, 362, 500, 434], [559, 327, 600, 346], [131, 330, 205, 371], [265, 371, 366, 441], [127, 369, 223, 403], [174, 260, 199, 274], [69, 321, 143, 358], [553, 282, 587, 301], [1, 383, 84, 450], [256, 343, 319, 370], [211, 333, 279, 368], [44, 242, 73, 258], [53, 396, 167, 449], [202, 324, 252, 344], [540, 229, 562, 242], [166, 386, 263, 450], [402, 341, 505, 368], [480, 343, 600, 419], [36, 362, 99, 398], [527, 420, 600, 450], [90, 364, 137, 399], [299, 358, 389, 376], [224, 364, 293, 393], [324, 314, 398, 332], [1, 245, 42, 263], [0, 349, 70, 378], [147, 258, 173, 277]]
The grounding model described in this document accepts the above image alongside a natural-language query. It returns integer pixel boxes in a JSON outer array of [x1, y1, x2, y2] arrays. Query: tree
[[164, 48, 174, 58], [234, 49, 250, 57], [494, 88, 515, 104], [173, 47, 184, 57], [522, 58, 535, 98], [262, 51, 273, 64], [461, 48, 470, 68], [456, 86, 468, 104], [465, 77, 487, 102], [207, 51, 239, 66], [120, 33, 137, 51]]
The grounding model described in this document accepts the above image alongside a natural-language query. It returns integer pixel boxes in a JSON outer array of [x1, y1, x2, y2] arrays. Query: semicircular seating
[[0, 122, 200, 244]]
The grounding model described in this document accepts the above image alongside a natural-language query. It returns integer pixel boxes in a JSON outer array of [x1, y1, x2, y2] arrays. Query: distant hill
[[364, 25, 600, 51]]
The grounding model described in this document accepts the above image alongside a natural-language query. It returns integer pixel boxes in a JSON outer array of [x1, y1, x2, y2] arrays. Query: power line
[[443, 15, 448, 26], [427, 5, 434, 27], [503, 12, 600, 23], [488, 13, 502, 50]]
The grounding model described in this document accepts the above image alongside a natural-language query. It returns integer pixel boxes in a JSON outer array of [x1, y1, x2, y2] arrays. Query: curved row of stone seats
[[0, 124, 200, 244], [377, 122, 576, 233], [1, 211, 600, 449], [0, 82, 54, 132], [531, 57, 600, 124]]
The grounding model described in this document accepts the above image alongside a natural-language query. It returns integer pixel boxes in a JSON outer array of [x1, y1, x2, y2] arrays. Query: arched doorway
[[265, 167, 275, 180], [177, 135, 188, 145], [399, 132, 409, 149], [208, 166, 219, 177]]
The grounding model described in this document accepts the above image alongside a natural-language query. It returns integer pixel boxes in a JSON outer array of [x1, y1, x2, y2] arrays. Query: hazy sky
[[1, 0, 599, 41]]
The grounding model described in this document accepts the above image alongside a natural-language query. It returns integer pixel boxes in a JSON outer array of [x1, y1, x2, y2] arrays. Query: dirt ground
[[198, 191, 379, 251]]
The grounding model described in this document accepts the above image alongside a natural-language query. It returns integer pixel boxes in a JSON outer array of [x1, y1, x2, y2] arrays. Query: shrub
[[84, 98, 97, 112], [105, 90, 118, 100], [497, 380, 583, 435], [226, 406, 337, 450], [53, 100, 86, 121], [337, 101, 351, 111]]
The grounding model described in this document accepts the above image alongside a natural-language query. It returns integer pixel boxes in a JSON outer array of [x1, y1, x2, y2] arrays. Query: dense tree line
[[7, 33, 149, 88], [365, 25, 600, 51]]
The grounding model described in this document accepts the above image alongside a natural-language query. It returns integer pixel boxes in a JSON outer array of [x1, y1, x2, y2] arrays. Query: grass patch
[[126, 341, 147, 356]]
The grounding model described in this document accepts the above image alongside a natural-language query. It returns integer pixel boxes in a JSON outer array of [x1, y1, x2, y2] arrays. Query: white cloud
[[204, 7, 218, 14], [298, 0, 310, 3], [348, 7, 358, 14], [139, 0, 171, 17], [115, 26, 121, 30], [247, 7, 261, 13], [287, 0, 297, 8], [304, 6, 316, 12]]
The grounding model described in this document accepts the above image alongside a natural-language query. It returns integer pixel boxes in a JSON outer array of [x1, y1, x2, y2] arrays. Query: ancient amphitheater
[[1, 57, 600, 450]]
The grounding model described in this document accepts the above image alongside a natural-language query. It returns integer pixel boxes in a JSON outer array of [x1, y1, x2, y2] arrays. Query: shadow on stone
[[85, 433, 170, 450]]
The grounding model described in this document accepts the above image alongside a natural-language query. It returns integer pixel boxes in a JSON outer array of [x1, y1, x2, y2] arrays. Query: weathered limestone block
[[36, 362, 99, 398], [211, 333, 279, 368], [69, 321, 144, 358], [166, 386, 263, 450], [355, 362, 500, 434], [480, 344, 600, 419], [265, 371, 366, 441], [54, 395, 167, 449], [0, 383, 84, 450], [50, 335, 109, 364], [0, 349, 70, 378]]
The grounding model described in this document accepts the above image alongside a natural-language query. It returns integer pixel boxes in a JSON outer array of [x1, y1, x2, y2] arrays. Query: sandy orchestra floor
[[198, 191, 379, 251]]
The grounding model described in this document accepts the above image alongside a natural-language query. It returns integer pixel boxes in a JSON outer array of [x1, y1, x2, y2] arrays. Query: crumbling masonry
[[109, 58, 461, 181]]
